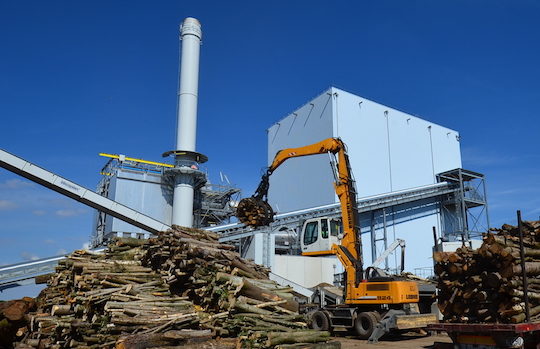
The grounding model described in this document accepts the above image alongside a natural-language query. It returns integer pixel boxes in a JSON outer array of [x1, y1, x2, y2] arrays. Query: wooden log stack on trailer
[[435, 220, 540, 324], [431, 217, 540, 348], [11, 226, 339, 349]]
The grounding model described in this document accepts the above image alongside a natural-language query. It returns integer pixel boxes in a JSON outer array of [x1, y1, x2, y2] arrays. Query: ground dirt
[[334, 333, 451, 348]]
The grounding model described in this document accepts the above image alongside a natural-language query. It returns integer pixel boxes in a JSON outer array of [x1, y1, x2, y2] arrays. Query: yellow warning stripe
[[99, 153, 174, 168]]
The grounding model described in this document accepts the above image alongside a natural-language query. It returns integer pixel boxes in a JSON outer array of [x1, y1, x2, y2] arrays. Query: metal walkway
[[0, 255, 65, 291], [0, 249, 105, 291], [0, 149, 171, 235]]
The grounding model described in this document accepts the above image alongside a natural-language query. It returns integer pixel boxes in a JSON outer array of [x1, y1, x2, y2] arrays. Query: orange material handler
[[236, 137, 436, 342]]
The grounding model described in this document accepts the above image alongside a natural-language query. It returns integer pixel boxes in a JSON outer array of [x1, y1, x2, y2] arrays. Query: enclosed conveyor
[[0, 149, 171, 235]]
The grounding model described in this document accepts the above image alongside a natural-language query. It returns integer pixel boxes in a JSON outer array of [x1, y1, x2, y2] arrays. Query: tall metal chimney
[[176, 17, 201, 155], [164, 17, 207, 227]]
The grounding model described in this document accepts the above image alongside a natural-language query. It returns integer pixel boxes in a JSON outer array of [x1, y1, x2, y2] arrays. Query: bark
[[266, 331, 331, 346], [51, 305, 72, 316], [502, 263, 540, 278], [511, 304, 540, 323], [435, 220, 540, 324]]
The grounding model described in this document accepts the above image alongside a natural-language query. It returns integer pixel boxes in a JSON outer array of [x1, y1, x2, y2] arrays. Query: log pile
[[0, 298, 36, 348], [435, 220, 540, 324], [14, 239, 201, 349], [142, 227, 333, 347], [12, 227, 335, 349]]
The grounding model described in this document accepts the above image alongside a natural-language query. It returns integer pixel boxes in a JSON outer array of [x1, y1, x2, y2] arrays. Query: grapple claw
[[236, 197, 274, 227]]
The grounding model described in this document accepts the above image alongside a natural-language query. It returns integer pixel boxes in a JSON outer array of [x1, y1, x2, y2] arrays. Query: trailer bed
[[428, 322, 540, 348]]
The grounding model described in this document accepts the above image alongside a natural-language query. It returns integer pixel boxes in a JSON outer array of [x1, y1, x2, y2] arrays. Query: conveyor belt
[[0, 249, 105, 289], [0, 149, 171, 235]]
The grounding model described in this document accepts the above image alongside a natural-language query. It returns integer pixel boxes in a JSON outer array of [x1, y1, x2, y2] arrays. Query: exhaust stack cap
[[180, 17, 202, 39]]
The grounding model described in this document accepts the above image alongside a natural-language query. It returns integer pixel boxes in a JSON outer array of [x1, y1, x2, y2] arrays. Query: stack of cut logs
[[435, 220, 540, 324], [14, 239, 203, 349], [141, 227, 332, 347], [12, 226, 334, 349]]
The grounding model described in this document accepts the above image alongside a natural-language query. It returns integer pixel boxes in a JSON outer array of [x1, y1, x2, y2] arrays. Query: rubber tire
[[311, 310, 330, 331], [354, 311, 378, 339]]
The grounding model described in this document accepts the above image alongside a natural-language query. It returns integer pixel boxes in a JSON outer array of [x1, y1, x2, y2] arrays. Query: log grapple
[[236, 171, 274, 227]]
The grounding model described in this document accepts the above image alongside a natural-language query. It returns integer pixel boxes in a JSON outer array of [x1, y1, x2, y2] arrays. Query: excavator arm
[[268, 138, 345, 173], [236, 138, 364, 288], [249, 138, 346, 201]]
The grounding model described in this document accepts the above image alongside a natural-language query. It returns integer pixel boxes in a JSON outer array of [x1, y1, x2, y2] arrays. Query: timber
[[435, 220, 540, 324], [0, 297, 36, 347], [9, 228, 329, 348]]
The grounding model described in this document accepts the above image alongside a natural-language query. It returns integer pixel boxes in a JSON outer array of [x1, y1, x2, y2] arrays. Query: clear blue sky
[[1, 1, 539, 298]]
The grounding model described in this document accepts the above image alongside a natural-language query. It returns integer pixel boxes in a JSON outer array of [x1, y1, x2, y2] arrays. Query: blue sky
[[1, 1, 539, 298]]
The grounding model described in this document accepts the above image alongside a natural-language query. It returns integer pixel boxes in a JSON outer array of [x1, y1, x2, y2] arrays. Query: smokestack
[[176, 17, 201, 153], [165, 17, 207, 227]]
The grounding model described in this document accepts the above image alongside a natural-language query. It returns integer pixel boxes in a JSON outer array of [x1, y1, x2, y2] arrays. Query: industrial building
[[82, 79, 490, 288], [267, 87, 461, 210], [205, 87, 489, 288], [265, 87, 488, 276]]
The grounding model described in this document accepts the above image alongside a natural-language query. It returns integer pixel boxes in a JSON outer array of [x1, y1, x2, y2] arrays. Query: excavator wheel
[[310, 310, 331, 331], [354, 311, 379, 339], [236, 197, 274, 227]]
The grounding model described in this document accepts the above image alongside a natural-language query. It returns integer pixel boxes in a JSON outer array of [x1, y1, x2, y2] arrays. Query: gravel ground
[[334, 333, 452, 348]]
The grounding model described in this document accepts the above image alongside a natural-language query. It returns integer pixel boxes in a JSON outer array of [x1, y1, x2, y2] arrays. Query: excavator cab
[[300, 217, 342, 256]]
